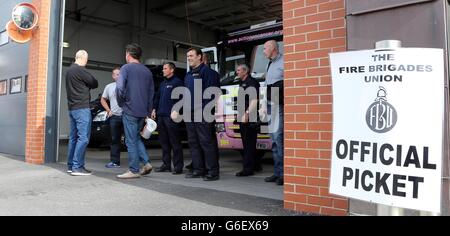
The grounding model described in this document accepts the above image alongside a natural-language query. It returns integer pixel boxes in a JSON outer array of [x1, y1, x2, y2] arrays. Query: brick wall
[[283, 0, 348, 216], [25, 0, 51, 164]]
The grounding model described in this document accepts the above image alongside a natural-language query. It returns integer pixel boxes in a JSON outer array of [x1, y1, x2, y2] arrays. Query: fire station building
[[0, 0, 449, 215]]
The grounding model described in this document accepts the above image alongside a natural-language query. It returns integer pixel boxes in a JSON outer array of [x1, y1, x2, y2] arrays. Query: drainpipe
[[375, 40, 405, 216], [374, 40, 442, 216]]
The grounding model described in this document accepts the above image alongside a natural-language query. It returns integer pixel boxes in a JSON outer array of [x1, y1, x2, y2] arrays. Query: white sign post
[[329, 46, 444, 213]]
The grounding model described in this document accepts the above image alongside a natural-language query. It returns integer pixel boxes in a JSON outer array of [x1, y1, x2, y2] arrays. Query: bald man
[[66, 50, 98, 176], [262, 40, 284, 186]]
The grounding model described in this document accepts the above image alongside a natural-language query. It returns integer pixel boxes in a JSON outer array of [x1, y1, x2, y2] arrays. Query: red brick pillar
[[283, 0, 348, 215], [25, 0, 51, 164]]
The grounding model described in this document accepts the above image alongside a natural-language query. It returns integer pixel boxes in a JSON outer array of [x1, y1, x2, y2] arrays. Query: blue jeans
[[67, 108, 92, 170], [269, 105, 284, 177], [122, 113, 150, 173]]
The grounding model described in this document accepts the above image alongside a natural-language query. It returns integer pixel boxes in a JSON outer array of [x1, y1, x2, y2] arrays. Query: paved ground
[[0, 146, 300, 216]]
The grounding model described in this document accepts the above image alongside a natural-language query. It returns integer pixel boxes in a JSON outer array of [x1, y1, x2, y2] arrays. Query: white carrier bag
[[141, 118, 157, 139]]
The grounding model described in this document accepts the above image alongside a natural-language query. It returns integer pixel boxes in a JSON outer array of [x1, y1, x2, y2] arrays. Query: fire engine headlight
[[216, 123, 225, 132], [93, 111, 108, 122]]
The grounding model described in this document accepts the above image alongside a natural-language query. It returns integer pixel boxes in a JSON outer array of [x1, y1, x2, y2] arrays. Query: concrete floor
[[58, 143, 284, 201], [0, 143, 298, 216]]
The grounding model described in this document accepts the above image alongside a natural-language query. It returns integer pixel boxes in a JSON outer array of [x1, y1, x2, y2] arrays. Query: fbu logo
[[366, 87, 398, 133]]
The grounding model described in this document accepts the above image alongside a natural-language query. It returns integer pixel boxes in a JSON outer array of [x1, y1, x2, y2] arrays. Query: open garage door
[[55, 0, 285, 205], [57, 0, 281, 156], [58, 0, 281, 147]]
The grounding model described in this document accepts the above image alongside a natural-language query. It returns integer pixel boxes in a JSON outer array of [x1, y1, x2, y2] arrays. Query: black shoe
[[235, 170, 254, 177], [276, 177, 284, 185], [185, 172, 204, 178], [185, 163, 193, 170], [155, 166, 172, 172], [264, 175, 279, 182], [254, 165, 263, 172], [203, 174, 219, 181], [71, 167, 92, 176], [172, 170, 183, 175]]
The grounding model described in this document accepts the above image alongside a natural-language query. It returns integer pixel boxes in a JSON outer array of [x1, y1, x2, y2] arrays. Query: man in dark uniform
[[185, 54, 211, 172], [236, 64, 260, 176], [151, 62, 184, 174], [183, 48, 220, 181]]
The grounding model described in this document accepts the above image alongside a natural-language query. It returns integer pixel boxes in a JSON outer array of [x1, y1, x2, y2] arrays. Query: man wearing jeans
[[66, 50, 99, 176], [101, 67, 123, 168], [262, 40, 284, 186], [116, 43, 155, 179]]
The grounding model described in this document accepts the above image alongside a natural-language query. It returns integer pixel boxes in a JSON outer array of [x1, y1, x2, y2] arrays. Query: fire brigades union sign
[[329, 48, 444, 213]]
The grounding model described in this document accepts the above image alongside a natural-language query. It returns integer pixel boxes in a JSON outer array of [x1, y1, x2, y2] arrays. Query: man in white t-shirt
[[101, 67, 124, 168]]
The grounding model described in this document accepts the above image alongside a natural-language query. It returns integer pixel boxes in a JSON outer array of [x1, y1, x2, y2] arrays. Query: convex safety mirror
[[12, 3, 38, 30]]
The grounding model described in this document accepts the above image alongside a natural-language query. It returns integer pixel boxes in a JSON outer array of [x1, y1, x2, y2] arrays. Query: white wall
[[63, 0, 217, 63]]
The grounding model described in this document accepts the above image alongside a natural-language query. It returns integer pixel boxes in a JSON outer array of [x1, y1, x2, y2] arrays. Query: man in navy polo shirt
[[183, 48, 220, 181], [151, 62, 184, 174]]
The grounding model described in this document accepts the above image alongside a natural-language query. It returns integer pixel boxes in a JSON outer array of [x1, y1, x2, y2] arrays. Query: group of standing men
[[65, 40, 284, 185]]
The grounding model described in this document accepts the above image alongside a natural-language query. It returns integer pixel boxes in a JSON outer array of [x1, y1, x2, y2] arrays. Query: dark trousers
[[239, 123, 258, 173], [110, 115, 123, 165], [158, 116, 184, 171], [186, 121, 219, 176]]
